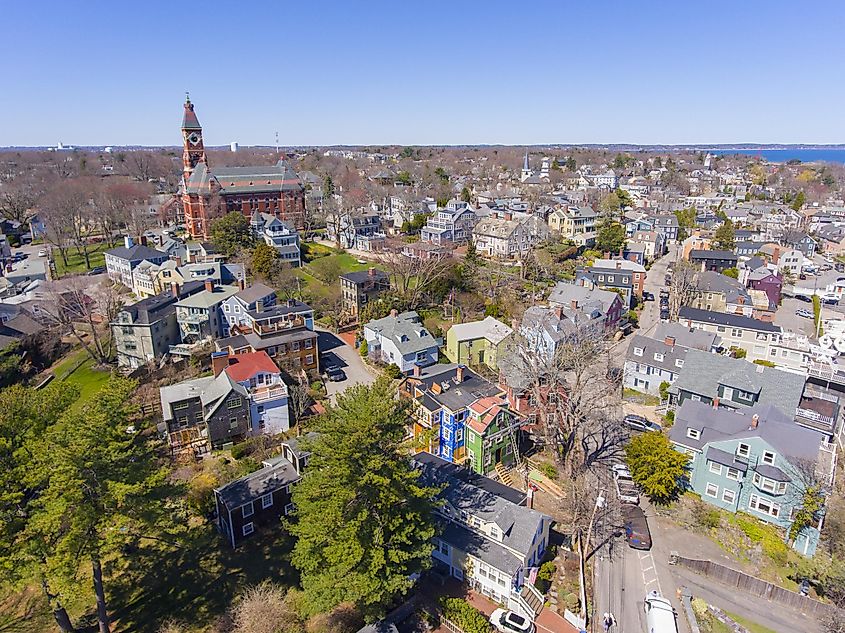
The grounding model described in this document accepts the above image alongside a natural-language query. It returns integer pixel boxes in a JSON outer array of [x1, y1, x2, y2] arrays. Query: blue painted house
[[669, 400, 837, 556]]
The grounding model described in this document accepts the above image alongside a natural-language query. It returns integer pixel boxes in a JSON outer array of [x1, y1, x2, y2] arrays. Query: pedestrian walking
[[602, 612, 616, 631]]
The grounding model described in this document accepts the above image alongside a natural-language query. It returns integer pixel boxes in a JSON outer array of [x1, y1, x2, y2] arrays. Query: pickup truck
[[615, 474, 640, 505]]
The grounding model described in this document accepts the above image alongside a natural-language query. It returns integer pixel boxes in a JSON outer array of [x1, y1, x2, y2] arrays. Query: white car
[[37, 249, 46, 257], [490, 609, 535, 633], [611, 463, 632, 479]]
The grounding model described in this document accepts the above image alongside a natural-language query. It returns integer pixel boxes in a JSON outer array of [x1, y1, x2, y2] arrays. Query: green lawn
[[724, 611, 778, 633], [53, 242, 112, 276], [53, 348, 113, 410]]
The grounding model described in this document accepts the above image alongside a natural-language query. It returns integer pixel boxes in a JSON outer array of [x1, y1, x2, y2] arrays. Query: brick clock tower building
[[180, 96, 306, 239]]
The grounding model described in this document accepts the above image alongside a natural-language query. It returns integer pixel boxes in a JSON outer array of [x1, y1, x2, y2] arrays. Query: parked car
[[796, 309, 813, 319], [820, 264, 832, 272], [659, 309, 670, 321], [615, 475, 640, 505], [37, 249, 47, 257], [795, 294, 812, 303], [643, 291, 654, 302], [611, 463, 632, 479], [624, 414, 662, 433], [490, 609, 534, 633], [87, 265, 106, 275], [643, 591, 677, 633], [822, 294, 840, 305], [323, 365, 346, 382], [623, 505, 652, 550], [13, 251, 26, 261], [836, 263, 845, 273]]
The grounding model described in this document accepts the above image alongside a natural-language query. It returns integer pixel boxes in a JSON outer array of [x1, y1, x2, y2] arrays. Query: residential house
[[154, 260, 245, 295], [215, 299, 318, 375], [678, 307, 782, 363], [693, 271, 754, 317], [175, 280, 240, 342], [653, 214, 680, 242], [689, 250, 739, 274], [364, 310, 438, 373], [112, 281, 205, 369], [250, 212, 301, 266], [401, 241, 450, 260], [736, 241, 765, 258], [445, 316, 513, 372], [159, 369, 252, 454], [778, 249, 804, 276], [414, 452, 552, 618], [214, 436, 309, 547], [326, 212, 383, 249], [669, 400, 836, 556], [623, 323, 719, 396], [420, 201, 478, 245], [340, 268, 391, 318], [210, 350, 290, 435], [668, 348, 806, 417], [221, 283, 278, 333], [628, 230, 665, 261], [582, 258, 646, 308], [472, 213, 550, 260], [624, 216, 655, 238], [746, 267, 783, 311], [547, 280, 625, 332], [464, 396, 523, 475], [547, 205, 597, 245], [403, 363, 504, 464], [104, 237, 169, 288]]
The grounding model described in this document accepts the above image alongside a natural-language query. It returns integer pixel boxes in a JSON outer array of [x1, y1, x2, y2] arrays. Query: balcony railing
[[254, 319, 306, 335], [179, 313, 209, 324], [251, 386, 287, 403]]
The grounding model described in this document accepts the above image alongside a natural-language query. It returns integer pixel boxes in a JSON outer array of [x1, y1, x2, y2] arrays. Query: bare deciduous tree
[[669, 259, 700, 320], [231, 582, 304, 633], [378, 249, 454, 309]]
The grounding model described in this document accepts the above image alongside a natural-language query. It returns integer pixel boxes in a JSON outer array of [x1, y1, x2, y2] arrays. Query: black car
[[622, 504, 652, 550], [324, 366, 346, 382], [836, 263, 845, 273], [643, 291, 654, 302], [87, 265, 106, 275], [624, 414, 663, 433], [795, 294, 812, 303]]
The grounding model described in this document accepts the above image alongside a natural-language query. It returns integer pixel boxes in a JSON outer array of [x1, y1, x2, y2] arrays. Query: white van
[[643, 591, 677, 633]]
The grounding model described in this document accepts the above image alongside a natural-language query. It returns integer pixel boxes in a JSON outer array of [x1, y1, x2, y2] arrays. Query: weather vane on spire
[[185, 91, 191, 104]]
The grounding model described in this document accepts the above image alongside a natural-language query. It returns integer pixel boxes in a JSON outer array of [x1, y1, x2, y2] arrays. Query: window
[[722, 489, 736, 504], [261, 494, 273, 509], [736, 443, 750, 458], [305, 354, 314, 365], [176, 415, 188, 427], [762, 451, 776, 465], [705, 482, 719, 497], [749, 494, 780, 518], [731, 328, 742, 338], [227, 397, 242, 409], [675, 359, 684, 368], [292, 341, 300, 351], [242, 502, 254, 518], [690, 394, 701, 402], [633, 347, 643, 357], [687, 428, 701, 440], [242, 522, 254, 536], [726, 468, 741, 481], [229, 417, 239, 430], [709, 461, 723, 475], [654, 353, 664, 362], [195, 411, 203, 422], [284, 503, 295, 515], [305, 339, 313, 349], [173, 401, 190, 411]]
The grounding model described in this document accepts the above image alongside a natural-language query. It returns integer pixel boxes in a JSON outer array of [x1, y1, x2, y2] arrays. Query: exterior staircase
[[519, 583, 544, 618], [495, 462, 514, 487]]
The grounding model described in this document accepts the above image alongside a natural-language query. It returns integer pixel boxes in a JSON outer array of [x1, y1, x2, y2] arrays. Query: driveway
[[316, 329, 376, 402]]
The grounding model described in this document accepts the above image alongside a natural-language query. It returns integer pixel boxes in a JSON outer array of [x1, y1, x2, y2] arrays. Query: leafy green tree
[[288, 379, 438, 618], [252, 242, 280, 281], [565, 156, 577, 171], [465, 240, 479, 264], [658, 381, 670, 401], [358, 339, 368, 357], [673, 207, 696, 242], [594, 218, 626, 254], [323, 174, 335, 198], [712, 219, 735, 250], [599, 192, 622, 219], [0, 382, 80, 632], [397, 171, 412, 186], [210, 211, 255, 256], [721, 267, 739, 279], [790, 484, 826, 542], [28, 377, 168, 633], [460, 187, 472, 203], [792, 190, 806, 211], [615, 188, 633, 210], [625, 431, 689, 504]]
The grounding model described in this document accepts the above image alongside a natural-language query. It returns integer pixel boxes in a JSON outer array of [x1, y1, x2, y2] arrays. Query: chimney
[[211, 351, 230, 377], [256, 299, 264, 313], [554, 306, 564, 319], [140, 235, 148, 246], [238, 277, 245, 291], [368, 267, 376, 277], [750, 413, 760, 429], [504, 211, 513, 221], [390, 308, 398, 317], [456, 365, 465, 382], [287, 298, 296, 307], [174, 255, 183, 267], [204, 279, 214, 293], [170, 281, 179, 298], [615, 261, 622, 270], [413, 364, 421, 377], [712, 397, 719, 409], [124, 236, 134, 249], [570, 299, 578, 310], [664, 335, 676, 347]]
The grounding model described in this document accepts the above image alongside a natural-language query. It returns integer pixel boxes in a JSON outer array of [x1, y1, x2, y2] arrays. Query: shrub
[[231, 438, 259, 460], [658, 381, 670, 401], [691, 501, 721, 530], [734, 514, 790, 566], [385, 363, 403, 379], [438, 597, 493, 633], [538, 561, 557, 582], [539, 463, 559, 480], [358, 339, 368, 356], [186, 470, 219, 516]]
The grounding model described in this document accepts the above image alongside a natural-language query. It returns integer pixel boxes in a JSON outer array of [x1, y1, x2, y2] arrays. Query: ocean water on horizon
[[709, 148, 845, 164]]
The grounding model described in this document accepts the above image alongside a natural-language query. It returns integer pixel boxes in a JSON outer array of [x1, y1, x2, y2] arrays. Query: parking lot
[[316, 329, 376, 403]]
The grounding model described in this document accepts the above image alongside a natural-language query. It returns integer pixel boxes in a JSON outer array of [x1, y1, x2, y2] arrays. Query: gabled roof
[[364, 311, 437, 356], [690, 249, 738, 261], [679, 306, 780, 333], [233, 283, 276, 306], [448, 316, 513, 346], [105, 243, 168, 262], [215, 456, 300, 510], [222, 351, 281, 383]]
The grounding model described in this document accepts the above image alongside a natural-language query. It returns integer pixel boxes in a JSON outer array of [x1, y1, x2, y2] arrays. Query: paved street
[[316, 329, 377, 402]]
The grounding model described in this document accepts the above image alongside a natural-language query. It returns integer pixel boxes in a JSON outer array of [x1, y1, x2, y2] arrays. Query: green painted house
[[465, 395, 522, 475], [444, 316, 513, 372]]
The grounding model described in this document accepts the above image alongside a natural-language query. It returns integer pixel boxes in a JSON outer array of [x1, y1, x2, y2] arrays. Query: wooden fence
[[671, 553, 835, 618]]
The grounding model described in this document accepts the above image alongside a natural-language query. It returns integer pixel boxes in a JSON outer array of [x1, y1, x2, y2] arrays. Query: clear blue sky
[[4, 1, 845, 146]]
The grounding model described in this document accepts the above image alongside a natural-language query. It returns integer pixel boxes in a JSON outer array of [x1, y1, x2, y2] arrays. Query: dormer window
[[736, 443, 750, 458], [762, 451, 776, 465], [633, 347, 644, 357], [686, 428, 701, 440], [490, 526, 500, 539], [654, 353, 664, 362], [675, 359, 684, 368]]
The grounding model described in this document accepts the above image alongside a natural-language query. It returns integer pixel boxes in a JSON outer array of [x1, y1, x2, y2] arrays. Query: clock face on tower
[[188, 132, 202, 146]]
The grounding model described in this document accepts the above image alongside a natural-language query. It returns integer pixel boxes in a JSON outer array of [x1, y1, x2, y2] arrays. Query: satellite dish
[[835, 337, 845, 354], [820, 335, 834, 349]]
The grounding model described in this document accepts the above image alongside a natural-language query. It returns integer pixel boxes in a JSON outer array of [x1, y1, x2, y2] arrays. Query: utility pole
[[579, 488, 606, 625]]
